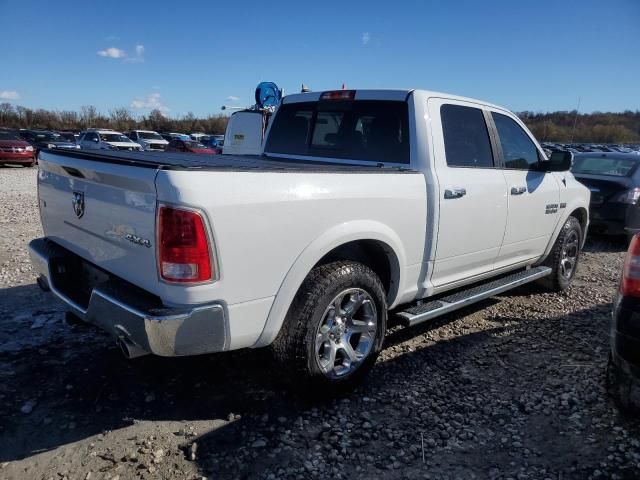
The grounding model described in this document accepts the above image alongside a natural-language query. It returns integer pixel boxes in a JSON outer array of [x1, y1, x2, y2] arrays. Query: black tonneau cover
[[43, 149, 417, 174]]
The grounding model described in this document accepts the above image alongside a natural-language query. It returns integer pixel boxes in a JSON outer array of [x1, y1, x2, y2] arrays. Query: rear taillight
[[613, 187, 640, 204], [157, 205, 213, 283], [621, 234, 640, 297]]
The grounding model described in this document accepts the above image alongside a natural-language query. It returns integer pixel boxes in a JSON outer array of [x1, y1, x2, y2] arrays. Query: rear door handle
[[444, 187, 467, 199], [510, 186, 527, 195]]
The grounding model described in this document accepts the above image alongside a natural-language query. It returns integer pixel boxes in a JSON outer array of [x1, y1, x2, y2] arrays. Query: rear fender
[[252, 220, 407, 348]]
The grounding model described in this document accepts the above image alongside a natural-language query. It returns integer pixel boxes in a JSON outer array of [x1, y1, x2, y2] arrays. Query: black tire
[[271, 261, 387, 396], [607, 354, 640, 413], [539, 216, 582, 291]]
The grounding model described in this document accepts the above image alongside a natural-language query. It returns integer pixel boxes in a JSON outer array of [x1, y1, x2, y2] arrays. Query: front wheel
[[271, 261, 387, 395], [539, 216, 582, 291]]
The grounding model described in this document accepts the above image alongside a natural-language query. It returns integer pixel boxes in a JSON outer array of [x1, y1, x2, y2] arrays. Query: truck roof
[[283, 89, 503, 110]]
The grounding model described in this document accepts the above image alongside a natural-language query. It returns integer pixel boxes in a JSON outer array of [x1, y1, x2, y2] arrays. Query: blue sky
[[1, 0, 638, 117]]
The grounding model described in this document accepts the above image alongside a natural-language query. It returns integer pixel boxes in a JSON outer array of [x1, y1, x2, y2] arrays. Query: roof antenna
[[301, 84, 311, 93]]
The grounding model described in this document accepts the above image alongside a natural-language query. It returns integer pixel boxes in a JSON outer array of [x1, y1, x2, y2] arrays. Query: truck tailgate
[[37, 150, 159, 294]]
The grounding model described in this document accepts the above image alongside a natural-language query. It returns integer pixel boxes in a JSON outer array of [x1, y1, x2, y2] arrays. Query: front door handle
[[444, 187, 467, 199], [510, 186, 527, 195]]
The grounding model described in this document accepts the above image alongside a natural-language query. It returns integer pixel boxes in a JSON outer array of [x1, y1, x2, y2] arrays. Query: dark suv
[[20, 130, 80, 157]]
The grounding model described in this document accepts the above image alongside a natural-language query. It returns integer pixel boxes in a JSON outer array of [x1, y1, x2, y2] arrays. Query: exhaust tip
[[116, 335, 149, 359]]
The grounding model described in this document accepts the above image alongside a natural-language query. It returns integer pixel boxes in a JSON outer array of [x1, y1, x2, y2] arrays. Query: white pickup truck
[[29, 89, 590, 393]]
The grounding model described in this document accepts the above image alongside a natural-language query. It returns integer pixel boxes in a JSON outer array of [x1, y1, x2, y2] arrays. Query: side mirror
[[93, 137, 99, 143], [541, 151, 573, 172]]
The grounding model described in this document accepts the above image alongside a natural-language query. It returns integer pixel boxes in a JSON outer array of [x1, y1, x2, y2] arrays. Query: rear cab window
[[264, 100, 410, 164], [440, 104, 494, 168]]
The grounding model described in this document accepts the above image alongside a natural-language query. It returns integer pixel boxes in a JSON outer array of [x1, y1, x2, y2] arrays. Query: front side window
[[440, 104, 494, 168], [265, 100, 409, 163], [492, 112, 540, 169]]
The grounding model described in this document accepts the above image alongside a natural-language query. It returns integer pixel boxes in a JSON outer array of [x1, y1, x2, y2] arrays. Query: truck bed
[[43, 149, 418, 174]]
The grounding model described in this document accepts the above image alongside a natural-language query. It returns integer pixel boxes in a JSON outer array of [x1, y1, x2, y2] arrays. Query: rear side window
[[441, 104, 494, 168], [492, 112, 540, 169], [265, 100, 409, 163]]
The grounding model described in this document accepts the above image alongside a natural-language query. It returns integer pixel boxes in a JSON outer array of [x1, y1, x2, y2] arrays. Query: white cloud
[[226, 95, 239, 101], [97, 44, 144, 62], [130, 92, 169, 113], [97, 47, 126, 58], [0, 90, 19, 100], [361, 32, 370, 46]]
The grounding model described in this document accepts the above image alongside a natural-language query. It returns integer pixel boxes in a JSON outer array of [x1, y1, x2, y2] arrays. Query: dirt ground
[[1, 165, 639, 480]]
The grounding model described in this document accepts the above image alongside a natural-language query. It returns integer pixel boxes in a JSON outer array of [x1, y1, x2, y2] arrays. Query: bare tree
[[80, 105, 98, 128], [0, 103, 14, 125], [109, 107, 134, 131]]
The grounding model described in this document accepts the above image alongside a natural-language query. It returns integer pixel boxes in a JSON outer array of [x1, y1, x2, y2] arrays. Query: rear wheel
[[271, 261, 387, 395], [539, 216, 582, 291]]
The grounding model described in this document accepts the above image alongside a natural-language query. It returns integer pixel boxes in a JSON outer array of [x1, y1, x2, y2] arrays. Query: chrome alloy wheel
[[560, 229, 580, 279], [315, 288, 378, 379]]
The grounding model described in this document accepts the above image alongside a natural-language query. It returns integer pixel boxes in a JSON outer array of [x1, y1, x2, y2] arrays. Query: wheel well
[[570, 207, 588, 234], [315, 240, 399, 300]]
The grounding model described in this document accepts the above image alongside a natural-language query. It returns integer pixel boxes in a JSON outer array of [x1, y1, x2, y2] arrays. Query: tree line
[[1, 102, 639, 143], [520, 110, 640, 144], [0, 103, 228, 135]]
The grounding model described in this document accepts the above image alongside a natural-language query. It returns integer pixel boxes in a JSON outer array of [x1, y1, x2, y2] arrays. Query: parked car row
[[543, 142, 640, 154], [0, 127, 225, 166]]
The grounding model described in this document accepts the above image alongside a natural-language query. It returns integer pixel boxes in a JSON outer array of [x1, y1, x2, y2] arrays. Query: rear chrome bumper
[[29, 238, 228, 356]]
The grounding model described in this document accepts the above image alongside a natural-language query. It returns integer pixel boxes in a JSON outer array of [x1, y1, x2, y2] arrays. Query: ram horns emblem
[[72, 191, 85, 219]]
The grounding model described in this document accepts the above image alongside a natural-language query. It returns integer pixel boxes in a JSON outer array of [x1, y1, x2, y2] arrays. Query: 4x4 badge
[[72, 191, 85, 219]]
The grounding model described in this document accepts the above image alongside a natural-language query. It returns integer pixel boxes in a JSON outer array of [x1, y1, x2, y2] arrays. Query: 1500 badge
[[125, 233, 152, 248], [545, 204, 559, 214]]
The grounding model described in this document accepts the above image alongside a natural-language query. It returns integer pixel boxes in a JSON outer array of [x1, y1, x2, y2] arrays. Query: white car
[[30, 89, 590, 394], [126, 130, 169, 151], [78, 129, 143, 151]]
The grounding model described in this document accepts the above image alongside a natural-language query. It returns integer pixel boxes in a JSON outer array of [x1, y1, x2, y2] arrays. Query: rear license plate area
[[50, 254, 109, 309]]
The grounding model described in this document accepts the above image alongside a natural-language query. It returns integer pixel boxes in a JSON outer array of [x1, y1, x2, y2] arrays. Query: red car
[[165, 139, 216, 154], [0, 131, 36, 167]]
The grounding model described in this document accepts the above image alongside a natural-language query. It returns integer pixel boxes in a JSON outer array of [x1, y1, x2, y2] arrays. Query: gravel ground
[[1, 165, 639, 480]]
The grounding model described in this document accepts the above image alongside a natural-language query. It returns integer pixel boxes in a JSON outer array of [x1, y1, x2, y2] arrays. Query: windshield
[[185, 141, 207, 149], [571, 156, 639, 177], [34, 132, 65, 142], [137, 131, 163, 140], [0, 132, 19, 141], [265, 100, 410, 164], [100, 133, 133, 143], [57, 133, 76, 142]]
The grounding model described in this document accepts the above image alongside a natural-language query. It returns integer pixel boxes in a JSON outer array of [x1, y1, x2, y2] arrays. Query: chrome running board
[[396, 266, 552, 327]]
